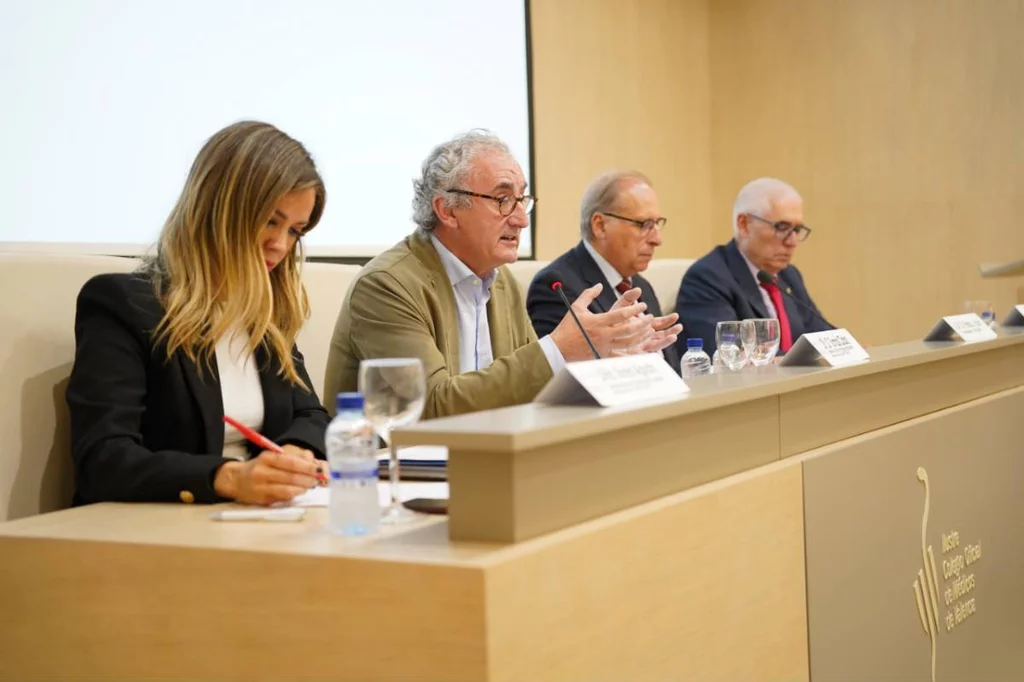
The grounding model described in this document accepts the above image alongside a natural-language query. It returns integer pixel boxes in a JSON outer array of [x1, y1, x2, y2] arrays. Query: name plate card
[[1001, 305, 1024, 327], [924, 313, 998, 343], [534, 353, 689, 407], [779, 328, 869, 367]]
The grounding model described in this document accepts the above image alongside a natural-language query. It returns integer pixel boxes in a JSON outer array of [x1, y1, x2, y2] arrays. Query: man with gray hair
[[675, 177, 832, 357], [324, 131, 680, 419], [526, 169, 680, 371]]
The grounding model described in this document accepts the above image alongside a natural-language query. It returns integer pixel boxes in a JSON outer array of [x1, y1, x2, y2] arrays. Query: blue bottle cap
[[336, 392, 364, 412], [686, 338, 703, 349], [721, 333, 736, 343]]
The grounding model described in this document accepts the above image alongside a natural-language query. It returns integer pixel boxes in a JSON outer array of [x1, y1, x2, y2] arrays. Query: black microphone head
[[755, 269, 777, 286]]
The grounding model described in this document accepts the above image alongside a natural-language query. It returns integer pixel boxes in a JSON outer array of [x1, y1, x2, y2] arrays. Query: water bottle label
[[330, 467, 378, 481]]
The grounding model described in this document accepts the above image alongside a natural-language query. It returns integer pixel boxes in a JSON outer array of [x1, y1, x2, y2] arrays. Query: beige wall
[[710, 0, 1024, 345], [531, 0, 1024, 345], [529, 0, 713, 261]]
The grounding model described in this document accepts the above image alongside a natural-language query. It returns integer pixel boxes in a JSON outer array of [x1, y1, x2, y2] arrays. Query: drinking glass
[[748, 318, 781, 366], [964, 300, 996, 328], [715, 321, 749, 370], [739, 319, 757, 365], [358, 358, 426, 524]]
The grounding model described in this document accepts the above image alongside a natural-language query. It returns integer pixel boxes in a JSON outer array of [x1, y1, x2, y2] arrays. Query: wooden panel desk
[[0, 464, 806, 681], [2, 333, 1023, 680]]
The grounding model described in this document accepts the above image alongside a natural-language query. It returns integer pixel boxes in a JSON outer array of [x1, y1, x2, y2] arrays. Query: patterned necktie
[[615, 277, 633, 296], [759, 280, 793, 352]]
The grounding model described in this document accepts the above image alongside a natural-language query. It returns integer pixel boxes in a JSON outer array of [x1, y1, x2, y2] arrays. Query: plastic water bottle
[[325, 392, 379, 536], [680, 338, 712, 379]]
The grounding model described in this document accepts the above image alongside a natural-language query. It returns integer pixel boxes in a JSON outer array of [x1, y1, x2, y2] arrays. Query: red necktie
[[760, 281, 793, 352], [615, 277, 633, 296]]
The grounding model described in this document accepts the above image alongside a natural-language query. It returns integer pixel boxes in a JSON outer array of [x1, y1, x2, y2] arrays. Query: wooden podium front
[[2, 334, 1023, 681]]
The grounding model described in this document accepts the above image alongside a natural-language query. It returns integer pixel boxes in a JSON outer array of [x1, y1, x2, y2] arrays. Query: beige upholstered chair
[[504, 259, 550, 297], [0, 253, 140, 521], [642, 258, 696, 315], [0, 254, 359, 521], [296, 262, 361, 401]]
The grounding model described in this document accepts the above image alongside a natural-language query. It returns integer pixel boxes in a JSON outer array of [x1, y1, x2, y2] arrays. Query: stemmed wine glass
[[357, 358, 426, 524]]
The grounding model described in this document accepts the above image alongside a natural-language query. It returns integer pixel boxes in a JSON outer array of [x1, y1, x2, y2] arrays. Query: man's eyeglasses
[[600, 212, 667, 234], [746, 213, 812, 242], [446, 189, 535, 216]]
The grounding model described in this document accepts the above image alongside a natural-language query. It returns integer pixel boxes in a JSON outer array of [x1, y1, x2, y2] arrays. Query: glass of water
[[748, 318, 781, 366], [739, 319, 757, 365], [964, 300, 996, 328], [358, 358, 426, 525], [715, 321, 749, 370]]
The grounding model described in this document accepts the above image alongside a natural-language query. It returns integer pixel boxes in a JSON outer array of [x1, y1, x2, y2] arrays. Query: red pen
[[222, 415, 326, 485]]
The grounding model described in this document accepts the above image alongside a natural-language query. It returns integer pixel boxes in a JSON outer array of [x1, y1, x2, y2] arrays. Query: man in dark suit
[[527, 170, 680, 371], [675, 177, 832, 357]]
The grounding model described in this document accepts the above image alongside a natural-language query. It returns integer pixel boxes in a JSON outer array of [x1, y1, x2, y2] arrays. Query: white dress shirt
[[582, 239, 628, 300], [739, 249, 779, 319], [431, 235, 565, 374], [215, 329, 264, 462]]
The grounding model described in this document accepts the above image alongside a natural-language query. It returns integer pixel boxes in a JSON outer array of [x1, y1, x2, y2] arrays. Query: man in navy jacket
[[675, 178, 832, 357], [527, 170, 680, 372]]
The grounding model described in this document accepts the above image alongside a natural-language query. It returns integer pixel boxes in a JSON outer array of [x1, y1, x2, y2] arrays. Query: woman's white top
[[215, 329, 264, 462]]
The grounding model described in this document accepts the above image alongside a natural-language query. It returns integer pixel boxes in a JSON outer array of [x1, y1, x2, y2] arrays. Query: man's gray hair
[[732, 177, 802, 236], [579, 169, 653, 240], [412, 130, 512, 233]]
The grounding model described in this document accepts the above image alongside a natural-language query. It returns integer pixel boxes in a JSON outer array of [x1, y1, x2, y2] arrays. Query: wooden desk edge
[[393, 333, 1024, 452]]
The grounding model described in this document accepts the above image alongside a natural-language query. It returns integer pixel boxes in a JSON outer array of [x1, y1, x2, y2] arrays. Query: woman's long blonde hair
[[150, 121, 326, 390]]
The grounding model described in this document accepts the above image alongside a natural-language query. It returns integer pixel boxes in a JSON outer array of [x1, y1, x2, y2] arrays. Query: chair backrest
[[0, 253, 140, 521], [0, 254, 359, 521], [297, 262, 361, 401], [643, 258, 696, 314], [504, 259, 551, 297]]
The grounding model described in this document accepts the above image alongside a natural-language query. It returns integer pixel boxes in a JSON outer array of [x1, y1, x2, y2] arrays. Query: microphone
[[756, 269, 834, 329], [549, 275, 601, 360]]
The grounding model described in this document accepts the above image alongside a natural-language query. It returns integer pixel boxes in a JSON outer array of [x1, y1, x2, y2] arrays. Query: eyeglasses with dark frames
[[746, 213, 812, 242], [446, 189, 536, 216], [600, 212, 667, 234]]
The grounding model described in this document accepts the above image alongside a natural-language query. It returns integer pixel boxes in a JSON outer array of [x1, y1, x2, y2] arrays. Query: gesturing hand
[[550, 283, 655, 361], [606, 287, 682, 356], [626, 312, 682, 354]]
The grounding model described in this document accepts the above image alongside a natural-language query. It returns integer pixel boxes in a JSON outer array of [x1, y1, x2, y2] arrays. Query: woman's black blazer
[[66, 270, 329, 505]]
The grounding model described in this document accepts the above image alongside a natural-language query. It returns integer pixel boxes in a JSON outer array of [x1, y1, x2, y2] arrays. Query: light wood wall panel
[[709, 0, 1024, 345], [529, 0, 713, 260], [485, 459, 809, 682]]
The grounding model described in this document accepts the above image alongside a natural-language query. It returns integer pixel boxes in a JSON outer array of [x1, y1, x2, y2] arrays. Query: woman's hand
[[281, 444, 329, 487], [214, 448, 322, 505]]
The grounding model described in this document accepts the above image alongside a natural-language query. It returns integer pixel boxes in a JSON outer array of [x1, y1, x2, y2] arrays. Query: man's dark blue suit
[[675, 239, 832, 357], [526, 241, 680, 373]]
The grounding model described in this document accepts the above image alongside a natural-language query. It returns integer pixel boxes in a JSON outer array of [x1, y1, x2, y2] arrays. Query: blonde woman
[[67, 121, 329, 506]]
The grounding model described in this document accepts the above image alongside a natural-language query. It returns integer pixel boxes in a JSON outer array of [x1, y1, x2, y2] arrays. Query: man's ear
[[433, 195, 459, 230], [590, 213, 606, 241], [735, 213, 749, 239]]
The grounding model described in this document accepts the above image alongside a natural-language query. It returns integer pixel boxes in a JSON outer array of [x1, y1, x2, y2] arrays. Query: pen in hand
[[222, 415, 327, 486]]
